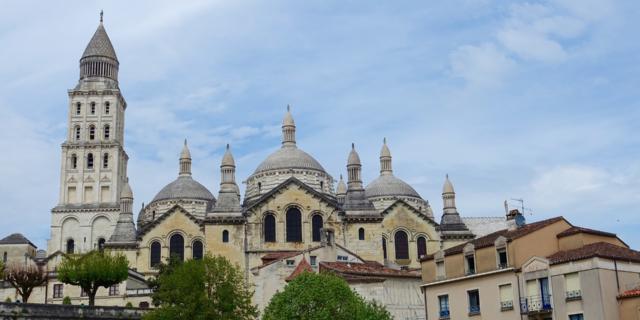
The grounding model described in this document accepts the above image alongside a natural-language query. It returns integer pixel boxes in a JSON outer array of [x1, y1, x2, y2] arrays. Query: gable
[[138, 205, 203, 240], [381, 200, 439, 239]]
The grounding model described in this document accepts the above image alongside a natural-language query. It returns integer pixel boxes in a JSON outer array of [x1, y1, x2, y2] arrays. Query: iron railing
[[439, 309, 450, 318], [469, 304, 480, 314], [520, 294, 552, 313], [500, 300, 514, 311]]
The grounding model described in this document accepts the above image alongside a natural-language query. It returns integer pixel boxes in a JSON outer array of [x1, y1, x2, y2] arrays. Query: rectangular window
[[565, 272, 581, 300], [286, 259, 295, 267], [53, 284, 63, 298], [337, 255, 348, 262], [81, 289, 88, 297], [76, 103, 81, 115], [109, 284, 119, 296], [436, 260, 445, 279], [569, 314, 584, 320], [467, 289, 480, 314], [465, 255, 476, 275], [497, 248, 508, 268], [499, 284, 513, 310], [438, 295, 449, 319], [310, 256, 317, 266]]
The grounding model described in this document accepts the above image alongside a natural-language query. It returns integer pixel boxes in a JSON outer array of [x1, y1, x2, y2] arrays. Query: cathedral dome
[[365, 174, 421, 199], [254, 147, 326, 174], [151, 176, 215, 203]]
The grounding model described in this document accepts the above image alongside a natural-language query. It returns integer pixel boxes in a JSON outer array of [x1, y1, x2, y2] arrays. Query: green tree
[[3, 263, 47, 303], [145, 255, 257, 320], [262, 272, 391, 320], [57, 251, 128, 306]]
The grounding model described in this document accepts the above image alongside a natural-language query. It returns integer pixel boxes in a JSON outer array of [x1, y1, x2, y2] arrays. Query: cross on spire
[[100, 10, 104, 23]]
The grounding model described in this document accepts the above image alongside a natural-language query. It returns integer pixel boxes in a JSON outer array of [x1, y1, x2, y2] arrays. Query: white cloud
[[449, 43, 515, 86]]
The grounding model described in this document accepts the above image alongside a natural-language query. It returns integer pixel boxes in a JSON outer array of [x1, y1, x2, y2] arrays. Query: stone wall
[[0, 302, 145, 319]]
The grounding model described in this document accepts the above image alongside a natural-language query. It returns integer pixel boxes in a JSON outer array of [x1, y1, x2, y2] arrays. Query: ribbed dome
[[365, 174, 421, 199], [254, 146, 326, 174], [152, 176, 215, 203]]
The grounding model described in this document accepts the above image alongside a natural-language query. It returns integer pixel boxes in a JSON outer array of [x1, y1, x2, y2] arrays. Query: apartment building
[[420, 213, 640, 320]]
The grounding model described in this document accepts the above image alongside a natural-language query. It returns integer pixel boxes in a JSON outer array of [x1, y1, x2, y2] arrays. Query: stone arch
[[61, 216, 80, 252], [91, 215, 111, 250], [263, 212, 277, 243], [285, 205, 303, 242]]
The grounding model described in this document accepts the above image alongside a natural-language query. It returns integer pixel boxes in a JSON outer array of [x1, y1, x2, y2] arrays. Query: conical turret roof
[[221, 144, 235, 166], [82, 20, 118, 61]]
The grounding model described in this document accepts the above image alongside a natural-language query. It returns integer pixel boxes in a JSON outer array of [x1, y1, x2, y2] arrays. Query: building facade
[[420, 214, 640, 320]]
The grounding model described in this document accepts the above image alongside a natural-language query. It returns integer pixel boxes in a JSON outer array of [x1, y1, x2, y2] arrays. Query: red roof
[[422, 216, 566, 261], [261, 251, 301, 265], [619, 288, 640, 299], [285, 257, 314, 282], [556, 226, 617, 238], [320, 261, 421, 279], [548, 242, 640, 265]]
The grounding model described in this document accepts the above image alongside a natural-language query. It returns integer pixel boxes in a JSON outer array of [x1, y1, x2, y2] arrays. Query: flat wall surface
[[0, 302, 145, 319]]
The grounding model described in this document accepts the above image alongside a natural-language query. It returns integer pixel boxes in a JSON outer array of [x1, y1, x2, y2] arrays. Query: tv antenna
[[509, 198, 534, 216]]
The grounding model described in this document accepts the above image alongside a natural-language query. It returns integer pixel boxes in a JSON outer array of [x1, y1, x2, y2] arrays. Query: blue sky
[[0, 0, 639, 249]]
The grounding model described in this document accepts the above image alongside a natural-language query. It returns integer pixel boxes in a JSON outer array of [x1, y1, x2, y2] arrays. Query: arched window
[[66, 239, 75, 254], [358, 228, 365, 240], [87, 153, 94, 169], [103, 153, 109, 169], [76, 102, 81, 115], [286, 208, 302, 242], [311, 214, 323, 242], [258, 182, 262, 193], [89, 125, 95, 140], [382, 238, 387, 260], [394, 231, 409, 260], [169, 234, 184, 261], [90, 102, 96, 114], [320, 181, 324, 191], [71, 154, 77, 169], [103, 125, 110, 140], [74, 126, 81, 141], [222, 230, 229, 243], [139, 302, 149, 309], [264, 214, 276, 242], [417, 236, 427, 258], [150, 241, 161, 267], [97, 238, 106, 252], [192, 240, 203, 260], [104, 102, 110, 115]]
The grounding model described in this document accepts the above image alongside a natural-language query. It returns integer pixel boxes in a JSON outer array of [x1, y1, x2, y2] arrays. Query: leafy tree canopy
[[57, 251, 128, 306], [262, 272, 392, 320], [145, 255, 257, 320], [3, 263, 47, 303]]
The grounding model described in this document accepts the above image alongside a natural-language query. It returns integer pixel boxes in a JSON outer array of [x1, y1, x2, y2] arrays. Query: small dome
[[348, 143, 361, 165], [365, 174, 421, 199], [254, 147, 326, 174], [443, 175, 455, 194], [221, 144, 235, 166], [152, 176, 215, 203], [336, 175, 347, 195]]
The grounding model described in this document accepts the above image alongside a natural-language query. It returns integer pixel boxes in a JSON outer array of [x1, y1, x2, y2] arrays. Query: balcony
[[439, 309, 450, 319], [500, 300, 514, 311], [520, 294, 552, 314], [566, 289, 582, 301]]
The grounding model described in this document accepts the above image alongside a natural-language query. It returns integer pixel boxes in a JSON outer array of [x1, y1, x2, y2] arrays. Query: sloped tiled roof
[[0, 233, 36, 247], [422, 216, 566, 261], [320, 261, 421, 279], [285, 257, 314, 282], [556, 226, 617, 238], [548, 242, 640, 265], [618, 288, 640, 299]]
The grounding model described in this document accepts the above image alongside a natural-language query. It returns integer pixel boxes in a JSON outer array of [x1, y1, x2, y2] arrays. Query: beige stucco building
[[420, 214, 640, 320], [0, 15, 516, 317]]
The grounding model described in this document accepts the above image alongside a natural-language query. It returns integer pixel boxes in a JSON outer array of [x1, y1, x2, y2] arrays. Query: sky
[[0, 0, 639, 249]]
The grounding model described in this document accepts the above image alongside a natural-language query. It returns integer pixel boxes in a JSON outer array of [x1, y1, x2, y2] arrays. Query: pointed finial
[[226, 143, 230, 150], [352, 143, 355, 149], [446, 173, 449, 179], [383, 137, 387, 144], [100, 10, 104, 23], [287, 104, 291, 112], [340, 174, 343, 180], [184, 139, 187, 146]]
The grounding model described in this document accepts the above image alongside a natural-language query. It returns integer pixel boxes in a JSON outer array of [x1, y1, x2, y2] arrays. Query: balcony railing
[[520, 294, 552, 314], [468, 305, 480, 315], [439, 309, 450, 319], [498, 263, 509, 269], [126, 288, 153, 296], [500, 300, 514, 311], [566, 289, 582, 301]]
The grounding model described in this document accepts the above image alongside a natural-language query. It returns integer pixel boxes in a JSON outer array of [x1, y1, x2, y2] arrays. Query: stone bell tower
[[48, 12, 129, 254]]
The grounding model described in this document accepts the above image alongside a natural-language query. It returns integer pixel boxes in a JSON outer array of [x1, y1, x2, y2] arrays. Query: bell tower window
[[88, 125, 95, 140], [71, 154, 78, 169], [74, 126, 81, 141], [102, 153, 109, 169], [76, 102, 81, 115], [104, 125, 110, 140], [104, 102, 110, 115], [90, 102, 96, 115], [87, 153, 94, 169]]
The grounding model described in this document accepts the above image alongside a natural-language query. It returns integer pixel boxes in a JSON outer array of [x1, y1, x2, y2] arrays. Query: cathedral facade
[[1, 17, 509, 317]]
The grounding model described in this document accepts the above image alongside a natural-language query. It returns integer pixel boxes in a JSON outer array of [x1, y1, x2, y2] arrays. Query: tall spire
[[282, 105, 296, 147], [439, 175, 473, 240], [347, 143, 363, 190], [336, 174, 347, 204], [80, 12, 119, 81], [220, 144, 236, 188], [212, 144, 241, 213], [179, 139, 192, 176], [379, 138, 392, 175], [106, 178, 137, 246]]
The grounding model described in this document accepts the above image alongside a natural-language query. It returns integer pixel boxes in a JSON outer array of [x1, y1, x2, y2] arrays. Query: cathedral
[[0, 16, 510, 318]]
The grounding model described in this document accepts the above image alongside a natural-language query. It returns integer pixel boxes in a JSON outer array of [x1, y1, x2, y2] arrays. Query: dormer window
[[497, 248, 508, 268], [465, 254, 476, 275]]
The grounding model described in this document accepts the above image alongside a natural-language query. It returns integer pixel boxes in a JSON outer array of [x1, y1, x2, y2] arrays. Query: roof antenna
[[100, 10, 104, 23]]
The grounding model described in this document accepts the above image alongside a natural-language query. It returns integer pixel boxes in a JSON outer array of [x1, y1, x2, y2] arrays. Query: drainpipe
[[422, 286, 429, 320], [614, 259, 620, 293]]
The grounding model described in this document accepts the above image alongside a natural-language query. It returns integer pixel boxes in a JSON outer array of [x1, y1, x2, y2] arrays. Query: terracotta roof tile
[[619, 288, 640, 299], [556, 226, 616, 238], [422, 216, 566, 261], [548, 242, 640, 265], [320, 261, 420, 279], [261, 251, 301, 265], [285, 257, 314, 282]]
